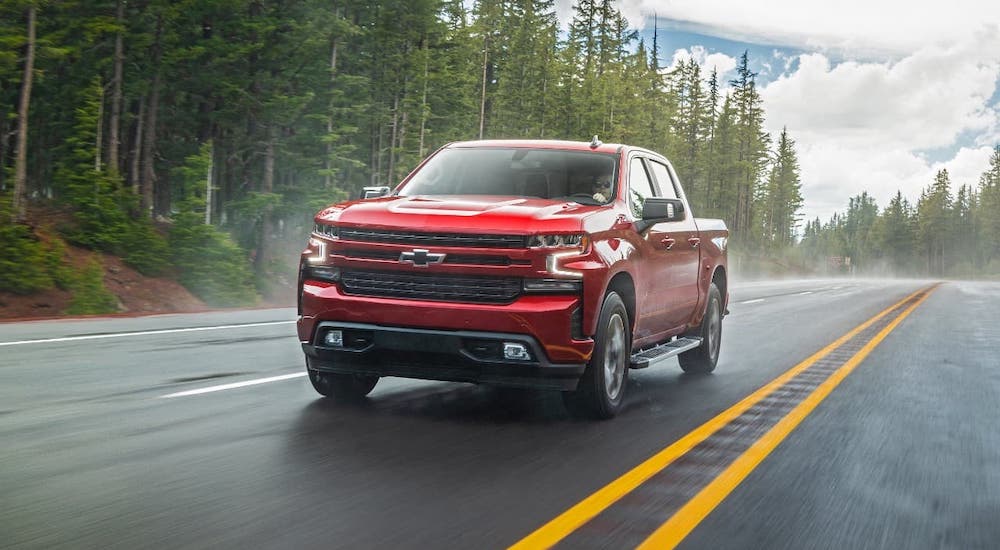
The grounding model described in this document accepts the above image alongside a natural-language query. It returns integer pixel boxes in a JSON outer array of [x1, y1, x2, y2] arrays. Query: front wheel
[[308, 363, 379, 400], [563, 291, 631, 419], [679, 282, 723, 374]]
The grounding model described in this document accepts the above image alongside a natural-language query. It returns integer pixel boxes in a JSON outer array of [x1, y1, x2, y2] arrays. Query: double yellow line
[[511, 284, 939, 550]]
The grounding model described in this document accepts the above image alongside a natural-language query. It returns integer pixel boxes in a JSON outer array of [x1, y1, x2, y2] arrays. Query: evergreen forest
[[1, 0, 998, 310]]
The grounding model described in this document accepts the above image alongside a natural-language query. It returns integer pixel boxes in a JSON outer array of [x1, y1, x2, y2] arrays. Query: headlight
[[527, 234, 590, 279], [313, 223, 339, 238], [305, 238, 327, 264], [527, 233, 587, 249]]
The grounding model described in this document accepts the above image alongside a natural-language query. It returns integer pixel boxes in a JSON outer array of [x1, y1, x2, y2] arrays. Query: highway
[[2, 278, 999, 549]]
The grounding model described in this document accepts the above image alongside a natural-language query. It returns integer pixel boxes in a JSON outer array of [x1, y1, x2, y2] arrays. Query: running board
[[630, 337, 703, 369]]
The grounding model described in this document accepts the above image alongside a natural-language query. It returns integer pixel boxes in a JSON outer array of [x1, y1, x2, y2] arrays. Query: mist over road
[[2, 279, 998, 549]]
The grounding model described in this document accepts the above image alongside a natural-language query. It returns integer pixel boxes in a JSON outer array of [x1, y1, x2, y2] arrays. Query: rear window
[[398, 147, 618, 205]]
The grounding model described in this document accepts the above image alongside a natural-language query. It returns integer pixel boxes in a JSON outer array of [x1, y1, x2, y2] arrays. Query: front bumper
[[303, 322, 586, 390], [299, 280, 594, 361]]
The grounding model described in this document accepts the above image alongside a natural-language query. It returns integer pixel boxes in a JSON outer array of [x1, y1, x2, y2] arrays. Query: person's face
[[594, 175, 613, 196]]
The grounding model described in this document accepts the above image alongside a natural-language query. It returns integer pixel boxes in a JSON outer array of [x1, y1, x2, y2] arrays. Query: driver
[[591, 171, 613, 204], [567, 170, 613, 204]]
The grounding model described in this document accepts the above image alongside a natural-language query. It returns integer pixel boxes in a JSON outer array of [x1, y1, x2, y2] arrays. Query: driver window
[[647, 160, 679, 200], [628, 157, 656, 218]]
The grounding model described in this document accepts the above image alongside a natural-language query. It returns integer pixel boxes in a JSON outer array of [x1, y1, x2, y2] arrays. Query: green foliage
[[0, 222, 53, 294], [169, 145, 257, 307], [225, 191, 283, 251], [760, 128, 803, 249], [49, 75, 168, 274], [66, 258, 118, 315], [55, 78, 130, 251], [978, 146, 1000, 264], [800, 154, 1000, 278], [12, 0, 998, 290], [4, 0, 802, 289], [43, 235, 74, 290], [169, 214, 257, 307], [121, 219, 169, 276]]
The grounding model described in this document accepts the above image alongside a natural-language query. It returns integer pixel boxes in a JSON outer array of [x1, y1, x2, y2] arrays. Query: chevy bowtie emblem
[[399, 248, 446, 267]]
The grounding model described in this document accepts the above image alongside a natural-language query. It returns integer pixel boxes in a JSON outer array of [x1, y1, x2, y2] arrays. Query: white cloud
[[668, 46, 737, 79], [759, 31, 1000, 221], [616, 0, 1000, 56], [932, 146, 996, 189], [542, 0, 1000, 222], [977, 106, 1000, 148]]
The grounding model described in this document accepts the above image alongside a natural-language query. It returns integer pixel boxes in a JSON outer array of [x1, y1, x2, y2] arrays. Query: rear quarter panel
[[694, 217, 729, 323]]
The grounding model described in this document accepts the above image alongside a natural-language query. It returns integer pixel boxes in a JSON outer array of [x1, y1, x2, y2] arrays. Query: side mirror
[[359, 186, 390, 199], [636, 197, 685, 232]]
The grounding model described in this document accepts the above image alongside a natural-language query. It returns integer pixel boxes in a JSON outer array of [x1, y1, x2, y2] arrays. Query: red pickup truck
[[298, 139, 728, 418]]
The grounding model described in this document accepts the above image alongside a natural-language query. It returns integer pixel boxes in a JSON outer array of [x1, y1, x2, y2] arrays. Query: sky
[[552, 0, 1000, 223]]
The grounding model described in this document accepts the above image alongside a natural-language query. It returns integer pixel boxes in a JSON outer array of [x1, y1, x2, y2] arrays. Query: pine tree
[[917, 169, 953, 276], [10, 3, 35, 223], [728, 51, 771, 245], [492, 0, 559, 138], [669, 59, 709, 200], [872, 191, 916, 272], [705, 93, 739, 220], [978, 145, 1000, 265], [762, 127, 803, 248]]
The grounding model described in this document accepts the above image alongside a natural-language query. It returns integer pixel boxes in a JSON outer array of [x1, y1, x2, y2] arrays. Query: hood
[[317, 195, 601, 234]]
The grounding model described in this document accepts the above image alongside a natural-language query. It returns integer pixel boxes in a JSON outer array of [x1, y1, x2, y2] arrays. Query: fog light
[[323, 329, 344, 347], [503, 342, 531, 361]]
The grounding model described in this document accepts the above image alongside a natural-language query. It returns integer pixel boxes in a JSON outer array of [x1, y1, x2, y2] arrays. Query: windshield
[[398, 147, 618, 205]]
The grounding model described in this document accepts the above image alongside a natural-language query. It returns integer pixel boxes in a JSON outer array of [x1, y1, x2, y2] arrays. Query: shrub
[[43, 236, 75, 290], [121, 219, 170, 276], [0, 223, 53, 294], [66, 258, 118, 315], [168, 143, 258, 307], [169, 212, 257, 307]]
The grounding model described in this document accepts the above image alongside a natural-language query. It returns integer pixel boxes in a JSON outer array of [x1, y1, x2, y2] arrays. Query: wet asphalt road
[[1, 278, 998, 549]]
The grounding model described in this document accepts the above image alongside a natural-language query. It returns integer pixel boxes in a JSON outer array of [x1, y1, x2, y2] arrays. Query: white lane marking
[[740, 299, 765, 304], [798, 291, 813, 295], [161, 372, 307, 398], [0, 320, 296, 347]]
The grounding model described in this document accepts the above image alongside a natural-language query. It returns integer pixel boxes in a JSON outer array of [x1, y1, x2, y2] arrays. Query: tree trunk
[[12, 5, 36, 224], [130, 95, 145, 195], [418, 45, 428, 159], [95, 81, 104, 172], [478, 37, 488, 139], [373, 116, 383, 186], [205, 141, 214, 225], [388, 93, 398, 183], [142, 72, 160, 216], [0, 89, 8, 191], [325, 38, 338, 189], [140, 15, 163, 216], [108, 0, 125, 175], [398, 108, 408, 181], [255, 130, 276, 275]]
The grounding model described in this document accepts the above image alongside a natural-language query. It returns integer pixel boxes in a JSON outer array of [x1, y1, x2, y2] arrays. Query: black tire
[[679, 282, 723, 374], [563, 291, 631, 419], [307, 363, 379, 400]]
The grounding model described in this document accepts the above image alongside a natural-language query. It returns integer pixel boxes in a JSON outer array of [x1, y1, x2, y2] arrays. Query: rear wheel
[[679, 282, 722, 374], [307, 362, 379, 400], [563, 291, 630, 419]]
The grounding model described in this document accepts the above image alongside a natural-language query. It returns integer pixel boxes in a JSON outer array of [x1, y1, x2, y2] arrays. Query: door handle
[[660, 237, 676, 250], [688, 237, 701, 248]]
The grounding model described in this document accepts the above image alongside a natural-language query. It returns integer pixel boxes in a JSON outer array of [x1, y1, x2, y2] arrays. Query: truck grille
[[339, 228, 526, 249], [341, 249, 527, 267], [340, 270, 522, 304]]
